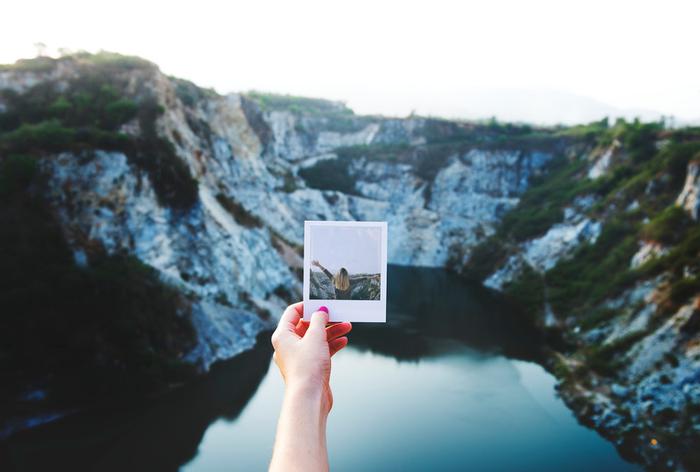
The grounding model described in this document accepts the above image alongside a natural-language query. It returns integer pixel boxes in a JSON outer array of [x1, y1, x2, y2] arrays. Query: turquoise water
[[183, 266, 639, 472], [185, 345, 638, 472], [2, 267, 640, 471]]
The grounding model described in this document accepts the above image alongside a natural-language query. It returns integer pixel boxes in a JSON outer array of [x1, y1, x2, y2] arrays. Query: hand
[[312, 259, 321, 267], [270, 302, 352, 413]]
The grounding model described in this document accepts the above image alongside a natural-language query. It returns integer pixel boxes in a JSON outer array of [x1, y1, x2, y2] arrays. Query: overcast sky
[[2, 0, 699, 124], [310, 225, 382, 275]]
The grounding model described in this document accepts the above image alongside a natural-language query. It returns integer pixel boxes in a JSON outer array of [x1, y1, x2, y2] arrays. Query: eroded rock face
[[3, 61, 556, 369], [588, 142, 619, 179], [487, 147, 700, 470], [40, 151, 289, 369], [676, 161, 700, 220], [559, 293, 700, 471], [310, 271, 335, 299], [630, 241, 669, 269], [484, 197, 602, 290]]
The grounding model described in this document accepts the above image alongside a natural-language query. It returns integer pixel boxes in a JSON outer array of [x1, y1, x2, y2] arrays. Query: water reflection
[[351, 265, 544, 362], [0, 339, 273, 471], [1, 266, 638, 472]]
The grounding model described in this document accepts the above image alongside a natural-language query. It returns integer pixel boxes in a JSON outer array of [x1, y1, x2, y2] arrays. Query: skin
[[269, 302, 352, 472]]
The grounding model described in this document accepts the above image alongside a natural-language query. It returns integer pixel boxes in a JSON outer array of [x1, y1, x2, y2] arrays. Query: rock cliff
[[0, 54, 566, 373], [0, 54, 574, 436], [3, 53, 698, 472], [463, 121, 700, 471]]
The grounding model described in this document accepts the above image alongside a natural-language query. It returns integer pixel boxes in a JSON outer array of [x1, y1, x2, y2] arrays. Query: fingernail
[[319, 306, 329, 313]]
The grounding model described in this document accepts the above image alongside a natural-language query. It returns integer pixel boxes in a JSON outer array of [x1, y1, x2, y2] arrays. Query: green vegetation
[[67, 51, 156, 71], [173, 77, 217, 108], [246, 91, 354, 116], [278, 170, 299, 193], [298, 155, 358, 195], [464, 118, 700, 340], [620, 120, 663, 163], [585, 330, 650, 377], [216, 193, 263, 228], [298, 117, 586, 198], [641, 206, 692, 245], [460, 235, 509, 282], [553, 117, 610, 141], [299, 133, 555, 195], [641, 225, 700, 278], [0, 53, 197, 209], [0, 55, 57, 72], [0, 53, 200, 413], [131, 97, 198, 209], [578, 307, 620, 331], [499, 157, 599, 241], [669, 276, 700, 305], [637, 223, 700, 314], [662, 141, 700, 189], [244, 91, 372, 133], [503, 264, 546, 318], [546, 217, 640, 316], [423, 117, 552, 149], [0, 156, 196, 407], [594, 129, 700, 213]]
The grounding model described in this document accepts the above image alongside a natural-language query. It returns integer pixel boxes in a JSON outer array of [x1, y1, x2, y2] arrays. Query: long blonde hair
[[334, 268, 350, 291]]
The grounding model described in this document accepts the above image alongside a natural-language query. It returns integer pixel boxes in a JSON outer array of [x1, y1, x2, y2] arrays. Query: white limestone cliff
[[3, 61, 558, 369], [676, 160, 700, 220]]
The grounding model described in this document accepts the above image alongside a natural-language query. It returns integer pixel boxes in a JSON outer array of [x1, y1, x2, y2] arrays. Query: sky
[[2, 0, 699, 124], [310, 225, 382, 275]]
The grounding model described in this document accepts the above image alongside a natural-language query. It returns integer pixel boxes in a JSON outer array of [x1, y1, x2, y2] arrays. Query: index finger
[[277, 302, 303, 333]]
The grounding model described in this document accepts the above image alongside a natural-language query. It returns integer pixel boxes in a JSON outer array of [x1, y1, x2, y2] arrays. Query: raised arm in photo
[[312, 259, 334, 282]]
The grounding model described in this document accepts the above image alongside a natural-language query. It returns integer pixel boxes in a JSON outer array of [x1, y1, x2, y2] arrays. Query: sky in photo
[[2, 0, 699, 124], [310, 225, 382, 275]]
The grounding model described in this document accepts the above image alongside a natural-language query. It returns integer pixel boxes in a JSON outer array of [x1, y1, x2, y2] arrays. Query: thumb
[[307, 307, 329, 339]]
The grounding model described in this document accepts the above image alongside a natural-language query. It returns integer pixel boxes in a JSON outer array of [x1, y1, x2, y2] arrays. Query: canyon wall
[[0, 55, 563, 370], [3, 54, 698, 471]]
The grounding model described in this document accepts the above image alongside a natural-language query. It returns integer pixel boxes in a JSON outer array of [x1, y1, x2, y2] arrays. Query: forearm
[[321, 267, 334, 281], [270, 383, 329, 472]]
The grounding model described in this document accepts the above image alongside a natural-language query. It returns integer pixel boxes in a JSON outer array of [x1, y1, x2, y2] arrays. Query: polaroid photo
[[303, 221, 388, 323]]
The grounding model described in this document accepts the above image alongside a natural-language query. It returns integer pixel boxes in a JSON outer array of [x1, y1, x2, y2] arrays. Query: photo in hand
[[303, 220, 387, 322]]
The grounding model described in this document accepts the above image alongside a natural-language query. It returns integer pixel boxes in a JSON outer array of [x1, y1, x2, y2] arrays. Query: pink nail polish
[[319, 306, 329, 313]]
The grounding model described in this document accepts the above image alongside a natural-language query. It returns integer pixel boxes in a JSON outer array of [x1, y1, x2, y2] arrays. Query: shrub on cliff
[[641, 206, 692, 245], [0, 157, 197, 405], [246, 91, 353, 116], [0, 61, 198, 210], [498, 157, 598, 241], [0, 62, 199, 408], [546, 217, 639, 316], [298, 154, 358, 195], [621, 119, 663, 163], [130, 97, 198, 209], [215, 193, 263, 228]]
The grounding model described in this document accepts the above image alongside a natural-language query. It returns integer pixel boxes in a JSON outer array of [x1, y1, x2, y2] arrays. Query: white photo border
[[303, 220, 387, 323]]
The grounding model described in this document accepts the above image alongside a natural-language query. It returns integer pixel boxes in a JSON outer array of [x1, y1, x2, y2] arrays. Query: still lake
[[3, 266, 640, 471]]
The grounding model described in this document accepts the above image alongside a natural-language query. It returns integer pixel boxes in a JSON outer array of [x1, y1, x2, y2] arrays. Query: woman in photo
[[312, 259, 379, 300]]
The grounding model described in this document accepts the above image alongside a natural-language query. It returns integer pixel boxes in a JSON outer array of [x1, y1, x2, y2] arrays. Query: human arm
[[269, 302, 352, 472], [312, 259, 334, 282]]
